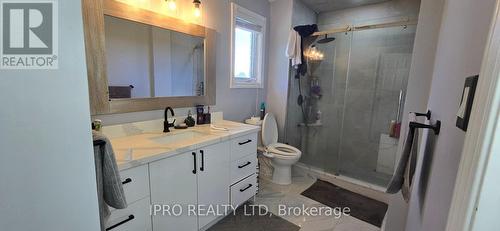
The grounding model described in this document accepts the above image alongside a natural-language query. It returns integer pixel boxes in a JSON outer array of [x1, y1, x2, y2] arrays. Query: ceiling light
[[193, 0, 201, 18], [166, 0, 176, 11]]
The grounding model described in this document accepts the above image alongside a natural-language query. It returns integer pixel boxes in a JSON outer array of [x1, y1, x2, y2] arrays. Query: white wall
[[404, 0, 497, 230], [0, 1, 100, 230], [472, 117, 500, 230], [266, 0, 293, 138], [318, 0, 421, 28], [292, 0, 317, 26], [383, 0, 444, 230], [266, 0, 317, 139], [96, 0, 270, 125]]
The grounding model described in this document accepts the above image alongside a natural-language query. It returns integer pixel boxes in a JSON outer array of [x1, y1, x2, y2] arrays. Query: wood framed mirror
[[82, 0, 216, 115]]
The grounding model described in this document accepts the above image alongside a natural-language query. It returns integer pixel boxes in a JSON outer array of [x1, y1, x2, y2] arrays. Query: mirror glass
[[104, 15, 205, 99]]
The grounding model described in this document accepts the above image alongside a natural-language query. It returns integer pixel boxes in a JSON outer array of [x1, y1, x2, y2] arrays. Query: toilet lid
[[262, 113, 278, 147]]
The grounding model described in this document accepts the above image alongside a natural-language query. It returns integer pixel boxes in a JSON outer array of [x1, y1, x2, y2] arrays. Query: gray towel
[[93, 131, 127, 230], [386, 113, 419, 202]]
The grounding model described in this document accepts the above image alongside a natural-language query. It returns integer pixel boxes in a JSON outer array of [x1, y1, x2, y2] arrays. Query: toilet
[[261, 113, 302, 185]]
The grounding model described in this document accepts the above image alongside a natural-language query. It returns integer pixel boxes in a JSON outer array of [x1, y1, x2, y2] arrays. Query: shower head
[[317, 34, 336, 44]]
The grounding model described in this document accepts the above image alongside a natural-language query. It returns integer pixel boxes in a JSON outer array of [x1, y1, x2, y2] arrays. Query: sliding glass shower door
[[285, 31, 352, 175], [337, 26, 416, 186], [284, 25, 417, 187]]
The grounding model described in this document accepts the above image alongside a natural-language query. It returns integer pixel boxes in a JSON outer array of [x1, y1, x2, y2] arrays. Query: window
[[230, 3, 266, 88]]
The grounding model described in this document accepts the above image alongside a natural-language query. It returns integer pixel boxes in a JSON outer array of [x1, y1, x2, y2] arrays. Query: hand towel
[[386, 113, 419, 202], [286, 29, 302, 68], [293, 24, 318, 76], [93, 131, 127, 230]]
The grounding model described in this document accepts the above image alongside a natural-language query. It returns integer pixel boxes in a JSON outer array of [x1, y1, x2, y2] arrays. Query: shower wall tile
[[338, 139, 379, 171], [342, 110, 373, 144], [370, 90, 400, 140], [333, 87, 346, 107], [344, 89, 375, 113], [348, 68, 378, 90]]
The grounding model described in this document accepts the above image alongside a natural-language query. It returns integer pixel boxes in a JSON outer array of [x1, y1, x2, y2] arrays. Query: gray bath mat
[[208, 203, 300, 231], [301, 179, 388, 227]]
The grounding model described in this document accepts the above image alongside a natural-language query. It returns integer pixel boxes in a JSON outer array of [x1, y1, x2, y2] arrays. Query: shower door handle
[[396, 90, 404, 122]]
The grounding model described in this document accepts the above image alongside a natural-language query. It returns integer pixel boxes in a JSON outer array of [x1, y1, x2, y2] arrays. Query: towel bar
[[413, 110, 432, 120], [410, 120, 441, 135]]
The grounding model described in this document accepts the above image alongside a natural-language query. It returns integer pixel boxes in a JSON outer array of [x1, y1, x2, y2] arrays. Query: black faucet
[[164, 107, 176, 133]]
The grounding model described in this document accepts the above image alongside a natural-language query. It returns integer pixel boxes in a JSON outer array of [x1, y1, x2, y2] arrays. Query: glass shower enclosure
[[285, 24, 417, 187]]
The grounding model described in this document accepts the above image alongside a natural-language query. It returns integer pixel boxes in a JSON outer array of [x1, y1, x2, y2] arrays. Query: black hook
[[410, 120, 441, 135], [413, 110, 432, 120]]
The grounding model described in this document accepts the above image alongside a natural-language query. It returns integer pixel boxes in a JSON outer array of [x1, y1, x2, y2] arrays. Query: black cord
[[297, 75, 308, 123]]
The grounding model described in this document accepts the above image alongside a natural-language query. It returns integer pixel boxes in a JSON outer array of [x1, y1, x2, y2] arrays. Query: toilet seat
[[267, 143, 301, 158]]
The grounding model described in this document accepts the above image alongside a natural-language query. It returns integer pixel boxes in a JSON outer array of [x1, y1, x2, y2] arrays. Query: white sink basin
[[150, 130, 206, 145]]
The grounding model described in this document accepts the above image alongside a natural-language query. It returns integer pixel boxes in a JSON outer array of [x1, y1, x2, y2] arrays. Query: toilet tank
[[245, 117, 263, 148]]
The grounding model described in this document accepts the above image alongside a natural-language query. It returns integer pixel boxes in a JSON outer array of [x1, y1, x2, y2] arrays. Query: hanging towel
[[293, 24, 318, 76], [294, 24, 318, 37], [286, 29, 302, 68], [386, 113, 419, 202], [93, 131, 127, 230]]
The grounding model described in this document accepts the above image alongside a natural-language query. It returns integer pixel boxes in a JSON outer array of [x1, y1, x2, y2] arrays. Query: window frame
[[230, 3, 266, 89]]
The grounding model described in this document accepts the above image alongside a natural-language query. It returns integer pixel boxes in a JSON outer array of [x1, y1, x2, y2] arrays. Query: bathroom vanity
[[102, 119, 259, 231]]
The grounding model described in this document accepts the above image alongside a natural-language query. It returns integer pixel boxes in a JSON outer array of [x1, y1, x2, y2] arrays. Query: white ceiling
[[299, 0, 392, 13]]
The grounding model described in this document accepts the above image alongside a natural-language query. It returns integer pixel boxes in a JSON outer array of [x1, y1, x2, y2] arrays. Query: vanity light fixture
[[193, 0, 201, 18], [166, 0, 176, 11]]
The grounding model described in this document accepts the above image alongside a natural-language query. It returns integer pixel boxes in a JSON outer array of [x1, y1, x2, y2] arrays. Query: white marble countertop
[[108, 120, 260, 171]]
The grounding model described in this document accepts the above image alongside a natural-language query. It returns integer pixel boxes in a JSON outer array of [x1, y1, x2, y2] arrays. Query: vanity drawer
[[120, 165, 150, 204], [230, 133, 258, 161], [231, 153, 257, 184], [106, 197, 152, 231], [230, 174, 257, 208]]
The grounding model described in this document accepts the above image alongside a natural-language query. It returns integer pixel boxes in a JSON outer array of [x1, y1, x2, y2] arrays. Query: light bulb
[[167, 0, 176, 11], [194, 4, 201, 18]]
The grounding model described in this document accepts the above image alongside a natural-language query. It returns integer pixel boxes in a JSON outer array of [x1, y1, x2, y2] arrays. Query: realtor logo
[[1, 1, 58, 69]]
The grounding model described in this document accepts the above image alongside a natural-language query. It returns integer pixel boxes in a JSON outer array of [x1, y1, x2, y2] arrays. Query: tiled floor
[[254, 172, 381, 231]]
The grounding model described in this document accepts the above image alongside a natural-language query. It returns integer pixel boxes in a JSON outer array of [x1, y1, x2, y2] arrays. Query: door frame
[[446, 0, 500, 230]]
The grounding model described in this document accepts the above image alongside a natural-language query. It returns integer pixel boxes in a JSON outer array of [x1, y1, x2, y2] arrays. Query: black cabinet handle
[[238, 161, 251, 169], [192, 152, 197, 174], [106, 215, 135, 230], [240, 184, 253, 192], [238, 139, 252, 145], [200, 150, 205, 171], [121, 178, 132, 185]]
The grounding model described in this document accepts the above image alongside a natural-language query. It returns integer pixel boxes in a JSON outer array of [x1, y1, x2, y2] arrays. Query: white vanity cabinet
[[149, 141, 231, 231], [196, 141, 231, 229], [108, 128, 259, 231], [106, 165, 152, 231], [149, 150, 199, 231], [229, 133, 258, 208]]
